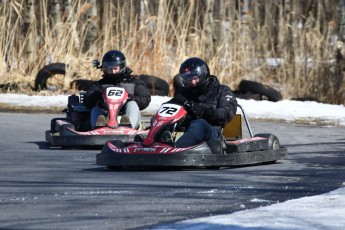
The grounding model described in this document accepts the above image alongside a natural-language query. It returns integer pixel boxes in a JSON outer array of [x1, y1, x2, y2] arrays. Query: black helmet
[[178, 57, 210, 91], [101, 50, 127, 80]]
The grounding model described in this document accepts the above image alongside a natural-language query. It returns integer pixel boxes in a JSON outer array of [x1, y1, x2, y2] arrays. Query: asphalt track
[[0, 112, 344, 230]]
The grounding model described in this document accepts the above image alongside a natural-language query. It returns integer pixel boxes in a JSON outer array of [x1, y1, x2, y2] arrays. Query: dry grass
[[0, 0, 344, 105], [0, 103, 64, 114]]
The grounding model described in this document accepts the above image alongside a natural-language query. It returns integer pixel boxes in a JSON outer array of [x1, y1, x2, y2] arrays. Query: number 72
[[159, 106, 178, 115]]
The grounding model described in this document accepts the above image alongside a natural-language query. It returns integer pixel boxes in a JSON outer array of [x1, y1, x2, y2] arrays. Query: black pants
[[175, 119, 219, 148]]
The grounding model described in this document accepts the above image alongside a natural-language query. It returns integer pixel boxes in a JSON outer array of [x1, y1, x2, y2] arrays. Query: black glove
[[97, 99, 107, 110], [184, 101, 213, 118], [128, 94, 135, 101], [176, 114, 192, 131], [171, 92, 187, 105]]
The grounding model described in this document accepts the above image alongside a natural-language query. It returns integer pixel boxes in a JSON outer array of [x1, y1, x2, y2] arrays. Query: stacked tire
[[172, 75, 283, 102], [34, 63, 170, 96]]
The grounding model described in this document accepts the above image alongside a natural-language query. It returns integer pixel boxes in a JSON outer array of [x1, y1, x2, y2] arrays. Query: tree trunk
[[334, 0, 345, 104], [50, 0, 62, 32], [51, 0, 62, 24], [63, 0, 74, 22], [84, 0, 98, 52], [338, 0, 345, 41], [23, 0, 36, 63]]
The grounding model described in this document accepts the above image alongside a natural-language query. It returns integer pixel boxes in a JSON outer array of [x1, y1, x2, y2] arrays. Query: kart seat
[[223, 114, 242, 140], [223, 104, 254, 141], [68, 92, 90, 112]]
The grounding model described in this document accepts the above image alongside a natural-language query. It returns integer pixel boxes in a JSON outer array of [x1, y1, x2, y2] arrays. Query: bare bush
[[0, 0, 344, 104]]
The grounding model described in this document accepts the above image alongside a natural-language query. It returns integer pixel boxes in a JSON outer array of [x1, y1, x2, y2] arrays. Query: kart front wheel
[[205, 166, 221, 170], [107, 166, 123, 171]]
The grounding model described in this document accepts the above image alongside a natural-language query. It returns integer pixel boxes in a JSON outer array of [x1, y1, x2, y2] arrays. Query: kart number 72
[[157, 103, 182, 117]]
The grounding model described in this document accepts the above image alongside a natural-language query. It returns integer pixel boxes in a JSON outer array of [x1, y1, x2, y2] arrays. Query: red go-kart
[[96, 102, 287, 169], [46, 86, 148, 148]]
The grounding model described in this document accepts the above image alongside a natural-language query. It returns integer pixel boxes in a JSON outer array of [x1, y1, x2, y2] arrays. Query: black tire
[[34, 63, 69, 91], [238, 80, 283, 102], [254, 133, 280, 149], [205, 166, 221, 170], [0, 82, 21, 91], [290, 96, 320, 102], [50, 118, 69, 133], [173, 74, 183, 94], [52, 119, 75, 133], [71, 79, 95, 91], [137, 75, 169, 96], [173, 77, 283, 102], [108, 140, 125, 148], [35, 63, 170, 95], [35, 63, 91, 91], [107, 166, 123, 170]]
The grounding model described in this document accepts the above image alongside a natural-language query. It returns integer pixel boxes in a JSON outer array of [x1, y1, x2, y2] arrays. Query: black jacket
[[170, 75, 237, 132], [83, 68, 151, 110]]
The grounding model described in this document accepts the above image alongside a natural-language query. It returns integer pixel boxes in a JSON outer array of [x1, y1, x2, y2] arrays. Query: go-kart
[[96, 103, 287, 169], [45, 86, 148, 148]]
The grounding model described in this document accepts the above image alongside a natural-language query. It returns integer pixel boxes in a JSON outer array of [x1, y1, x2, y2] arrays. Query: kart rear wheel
[[50, 118, 69, 133], [254, 133, 280, 149]]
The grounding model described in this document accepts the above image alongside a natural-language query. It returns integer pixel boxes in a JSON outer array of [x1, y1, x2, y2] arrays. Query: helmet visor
[[179, 69, 200, 88], [102, 60, 126, 74]]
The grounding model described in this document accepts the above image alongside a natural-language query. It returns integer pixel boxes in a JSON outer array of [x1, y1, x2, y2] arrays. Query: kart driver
[[83, 50, 151, 129], [168, 57, 237, 147]]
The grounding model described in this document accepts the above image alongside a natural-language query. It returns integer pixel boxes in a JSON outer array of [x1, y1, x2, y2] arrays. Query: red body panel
[[142, 103, 187, 146], [103, 87, 128, 128], [66, 126, 148, 136], [107, 141, 194, 154]]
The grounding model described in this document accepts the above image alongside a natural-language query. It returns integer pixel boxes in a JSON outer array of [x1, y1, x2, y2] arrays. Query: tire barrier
[[238, 80, 283, 102], [137, 75, 169, 96], [34, 63, 71, 91], [34, 63, 170, 96], [172, 74, 283, 102]]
